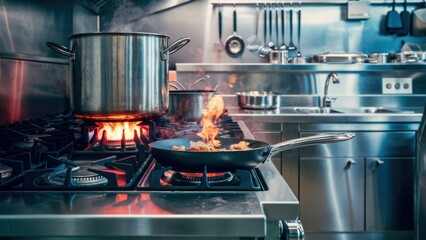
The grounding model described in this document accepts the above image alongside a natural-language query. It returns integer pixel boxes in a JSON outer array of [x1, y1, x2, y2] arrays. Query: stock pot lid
[[69, 32, 171, 39]]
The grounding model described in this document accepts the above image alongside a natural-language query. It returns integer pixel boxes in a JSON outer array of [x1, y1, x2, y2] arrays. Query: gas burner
[[44, 166, 108, 187], [12, 134, 50, 151], [99, 140, 137, 151], [161, 170, 237, 186], [0, 162, 13, 179]]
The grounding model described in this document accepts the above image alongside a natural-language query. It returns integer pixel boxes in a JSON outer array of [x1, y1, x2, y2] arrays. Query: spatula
[[397, 0, 410, 36], [214, 4, 223, 52], [246, 4, 263, 51], [387, 0, 402, 34]]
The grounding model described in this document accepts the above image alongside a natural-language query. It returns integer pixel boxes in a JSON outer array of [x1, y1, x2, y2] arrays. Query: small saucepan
[[390, 52, 420, 63], [167, 75, 219, 123], [167, 90, 216, 123], [365, 53, 390, 64], [236, 91, 280, 110]]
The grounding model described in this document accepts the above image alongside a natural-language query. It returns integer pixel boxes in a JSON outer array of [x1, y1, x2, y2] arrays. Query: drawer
[[300, 131, 415, 158]]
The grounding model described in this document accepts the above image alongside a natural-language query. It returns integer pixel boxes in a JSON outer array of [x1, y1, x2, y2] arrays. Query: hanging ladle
[[225, 4, 245, 57]]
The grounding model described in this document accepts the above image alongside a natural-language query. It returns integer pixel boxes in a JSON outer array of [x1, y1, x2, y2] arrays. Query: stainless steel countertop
[[0, 122, 299, 238], [228, 107, 423, 123]]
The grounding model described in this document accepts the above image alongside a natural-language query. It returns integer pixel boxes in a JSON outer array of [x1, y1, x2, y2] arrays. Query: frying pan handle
[[169, 81, 186, 90], [268, 132, 355, 158]]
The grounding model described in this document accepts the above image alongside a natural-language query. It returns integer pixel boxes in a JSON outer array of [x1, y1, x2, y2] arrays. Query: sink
[[333, 107, 396, 113], [292, 107, 343, 114], [292, 107, 421, 114], [333, 107, 419, 114]]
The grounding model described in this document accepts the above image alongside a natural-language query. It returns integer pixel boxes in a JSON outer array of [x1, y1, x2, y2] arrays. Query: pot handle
[[46, 42, 75, 60], [164, 37, 191, 55], [169, 81, 186, 90], [268, 132, 355, 158]]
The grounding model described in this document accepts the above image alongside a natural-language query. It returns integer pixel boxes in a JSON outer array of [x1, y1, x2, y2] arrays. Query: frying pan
[[149, 133, 355, 172]]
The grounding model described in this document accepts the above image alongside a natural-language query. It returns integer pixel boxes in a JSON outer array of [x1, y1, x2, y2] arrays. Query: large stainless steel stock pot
[[47, 32, 190, 121]]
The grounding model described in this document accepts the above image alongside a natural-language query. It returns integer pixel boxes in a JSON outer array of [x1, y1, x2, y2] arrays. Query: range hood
[[75, 0, 193, 16]]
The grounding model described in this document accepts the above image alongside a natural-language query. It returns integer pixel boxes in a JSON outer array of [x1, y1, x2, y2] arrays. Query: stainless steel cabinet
[[299, 130, 416, 234], [300, 157, 364, 232], [366, 157, 415, 231]]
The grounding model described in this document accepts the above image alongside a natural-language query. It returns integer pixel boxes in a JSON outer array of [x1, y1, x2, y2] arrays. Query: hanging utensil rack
[[211, 0, 424, 5]]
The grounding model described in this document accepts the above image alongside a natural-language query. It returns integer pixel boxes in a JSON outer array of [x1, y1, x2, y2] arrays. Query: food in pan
[[229, 140, 251, 150], [189, 141, 226, 152], [170, 96, 252, 152], [171, 145, 186, 151], [172, 140, 251, 152]]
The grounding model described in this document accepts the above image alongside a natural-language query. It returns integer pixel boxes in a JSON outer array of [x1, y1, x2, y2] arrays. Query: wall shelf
[[176, 63, 426, 73]]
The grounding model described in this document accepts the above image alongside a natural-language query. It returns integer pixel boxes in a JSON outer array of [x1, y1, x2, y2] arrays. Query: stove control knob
[[281, 220, 305, 240]]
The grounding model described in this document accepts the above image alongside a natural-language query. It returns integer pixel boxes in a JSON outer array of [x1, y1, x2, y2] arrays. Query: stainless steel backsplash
[[98, 1, 426, 66], [2, 0, 426, 124]]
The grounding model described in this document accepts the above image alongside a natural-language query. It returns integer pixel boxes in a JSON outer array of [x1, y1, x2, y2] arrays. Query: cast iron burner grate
[[43, 165, 109, 187], [0, 112, 256, 191], [161, 171, 236, 186], [141, 164, 263, 191], [22, 149, 150, 189]]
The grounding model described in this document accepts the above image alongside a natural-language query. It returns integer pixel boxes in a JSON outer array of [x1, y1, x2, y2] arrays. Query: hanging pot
[[47, 32, 190, 121]]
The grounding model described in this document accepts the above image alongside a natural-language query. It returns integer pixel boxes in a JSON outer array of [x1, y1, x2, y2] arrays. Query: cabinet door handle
[[375, 159, 385, 165]]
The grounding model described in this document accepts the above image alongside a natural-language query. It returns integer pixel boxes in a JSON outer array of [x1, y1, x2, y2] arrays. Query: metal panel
[[366, 157, 415, 231], [244, 122, 282, 173], [300, 131, 416, 158], [99, 2, 426, 67], [299, 123, 419, 131], [304, 232, 415, 240], [299, 157, 364, 232], [211, 0, 425, 4], [0, 59, 69, 125], [282, 123, 300, 196], [0, 0, 72, 124], [419, 177, 426, 240], [0, 0, 72, 57], [73, 2, 99, 34], [252, 131, 282, 174]]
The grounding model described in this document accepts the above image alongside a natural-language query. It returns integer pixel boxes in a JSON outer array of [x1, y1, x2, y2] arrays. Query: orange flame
[[97, 122, 141, 141], [197, 95, 225, 143]]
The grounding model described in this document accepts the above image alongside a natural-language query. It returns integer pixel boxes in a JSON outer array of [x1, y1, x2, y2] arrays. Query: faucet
[[322, 72, 340, 108]]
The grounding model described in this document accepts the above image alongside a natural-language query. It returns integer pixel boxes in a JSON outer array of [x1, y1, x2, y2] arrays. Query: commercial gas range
[[0, 113, 301, 239]]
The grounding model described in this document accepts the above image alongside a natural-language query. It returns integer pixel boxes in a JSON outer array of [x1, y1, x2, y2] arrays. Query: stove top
[[0, 112, 263, 191], [0, 113, 299, 239]]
